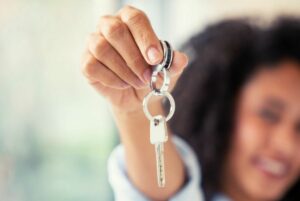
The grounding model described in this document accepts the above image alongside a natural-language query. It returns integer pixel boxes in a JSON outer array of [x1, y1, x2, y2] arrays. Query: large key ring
[[150, 41, 174, 94], [142, 91, 175, 122]]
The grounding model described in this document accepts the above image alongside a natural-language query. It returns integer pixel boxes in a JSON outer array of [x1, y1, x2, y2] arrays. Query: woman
[[81, 5, 300, 201]]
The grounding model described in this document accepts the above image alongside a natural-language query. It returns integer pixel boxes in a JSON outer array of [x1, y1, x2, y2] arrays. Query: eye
[[258, 108, 280, 124]]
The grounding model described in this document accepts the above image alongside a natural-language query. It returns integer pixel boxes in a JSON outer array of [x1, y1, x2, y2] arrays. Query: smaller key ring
[[142, 90, 175, 122], [150, 67, 170, 94], [161, 40, 173, 70], [155, 40, 174, 72]]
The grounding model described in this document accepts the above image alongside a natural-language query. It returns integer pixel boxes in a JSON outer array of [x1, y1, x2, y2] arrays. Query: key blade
[[155, 143, 165, 188]]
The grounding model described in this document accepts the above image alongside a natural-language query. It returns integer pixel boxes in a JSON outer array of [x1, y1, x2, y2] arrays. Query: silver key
[[150, 115, 168, 187], [142, 40, 175, 188]]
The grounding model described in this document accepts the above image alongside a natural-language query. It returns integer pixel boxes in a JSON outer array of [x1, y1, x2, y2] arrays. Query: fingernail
[[143, 68, 152, 84], [147, 46, 161, 64]]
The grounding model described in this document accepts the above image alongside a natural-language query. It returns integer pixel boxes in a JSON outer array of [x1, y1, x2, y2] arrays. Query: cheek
[[233, 111, 267, 156], [227, 110, 270, 192]]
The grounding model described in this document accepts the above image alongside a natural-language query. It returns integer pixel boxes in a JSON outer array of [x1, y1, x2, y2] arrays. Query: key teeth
[[155, 143, 166, 188]]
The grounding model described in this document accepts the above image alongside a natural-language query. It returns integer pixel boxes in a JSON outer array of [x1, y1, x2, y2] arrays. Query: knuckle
[[103, 75, 117, 87], [82, 58, 98, 78], [129, 55, 146, 73], [123, 5, 137, 11], [121, 7, 146, 25], [97, 15, 110, 32], [102, 18, 126, 38], [118, 5, 139, 16], [131, 56, 142, 68], [92, 36, 110, 59], [98, 15, 111, 27]]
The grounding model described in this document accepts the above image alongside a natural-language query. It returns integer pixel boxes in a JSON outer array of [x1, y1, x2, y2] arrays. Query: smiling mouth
[[253, 157, 290, 180]]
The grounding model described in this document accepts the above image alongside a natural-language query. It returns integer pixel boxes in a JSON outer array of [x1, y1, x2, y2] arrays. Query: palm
[[109, 87, 150, 111], [92, 74, 179, 113]]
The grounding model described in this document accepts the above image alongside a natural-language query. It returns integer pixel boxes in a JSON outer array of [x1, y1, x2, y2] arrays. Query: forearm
[[110, 102, 185, 201]]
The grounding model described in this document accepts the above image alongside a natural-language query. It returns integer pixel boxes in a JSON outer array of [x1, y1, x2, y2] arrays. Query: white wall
[[123, 0, 300, 47]]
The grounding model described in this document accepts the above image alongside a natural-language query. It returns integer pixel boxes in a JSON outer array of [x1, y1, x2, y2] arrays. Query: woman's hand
[[81, 5, 188, 113], [81, 6, 187, 200]]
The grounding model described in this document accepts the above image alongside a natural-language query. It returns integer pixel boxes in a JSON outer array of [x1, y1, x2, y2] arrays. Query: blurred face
[[223, 60, 300, 201]]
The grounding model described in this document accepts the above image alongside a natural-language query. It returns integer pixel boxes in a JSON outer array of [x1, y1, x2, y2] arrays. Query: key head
[[150, 115, 168, 144]]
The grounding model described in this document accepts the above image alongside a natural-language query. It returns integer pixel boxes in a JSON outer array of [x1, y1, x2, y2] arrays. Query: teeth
[[259, 158, 286, 176]]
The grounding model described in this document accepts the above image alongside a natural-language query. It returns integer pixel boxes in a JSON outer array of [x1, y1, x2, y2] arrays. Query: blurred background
[[0, 0, 299, 200]]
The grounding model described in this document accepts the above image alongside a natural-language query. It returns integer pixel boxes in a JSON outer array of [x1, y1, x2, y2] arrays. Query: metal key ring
[[160, 40, 173, 70], [155, 40, 174, 72], [142, 90, 175, 122], [150, 40, 173, 94], [150, 67, 170, 94]]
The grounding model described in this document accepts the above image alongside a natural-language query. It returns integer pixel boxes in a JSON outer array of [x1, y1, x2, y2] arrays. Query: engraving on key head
[[150, 115, 168, 144]]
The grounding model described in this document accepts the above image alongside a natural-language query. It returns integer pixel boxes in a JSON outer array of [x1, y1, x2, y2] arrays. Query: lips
[[253, 156, 290, 179]]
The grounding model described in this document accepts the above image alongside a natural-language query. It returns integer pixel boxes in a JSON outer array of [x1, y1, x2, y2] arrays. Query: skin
[[223, 60, 300, 201], [81, 5, 300, 201]]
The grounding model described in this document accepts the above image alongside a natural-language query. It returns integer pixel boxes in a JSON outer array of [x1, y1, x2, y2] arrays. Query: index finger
[[117, 5, 163, 65]]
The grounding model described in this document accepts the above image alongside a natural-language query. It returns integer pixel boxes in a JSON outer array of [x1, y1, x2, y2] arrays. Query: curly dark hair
[[165, 17, 300, 201]]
